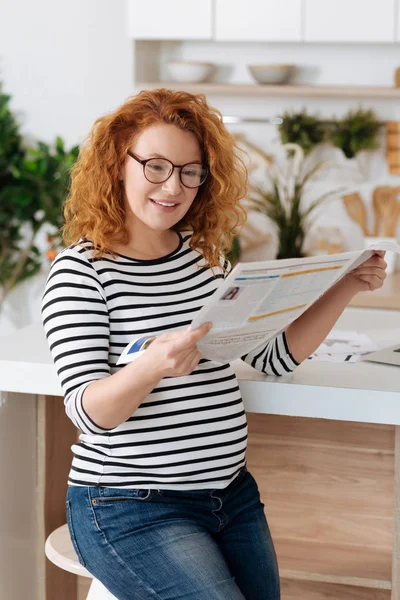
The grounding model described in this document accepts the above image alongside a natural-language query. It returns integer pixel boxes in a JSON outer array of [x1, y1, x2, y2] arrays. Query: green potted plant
[[328, 107, 380, 159], [278, 109, 326, 156], [240, 140, 341, 259], [225, 234, 241, 265], [0, 82, 79, 311]]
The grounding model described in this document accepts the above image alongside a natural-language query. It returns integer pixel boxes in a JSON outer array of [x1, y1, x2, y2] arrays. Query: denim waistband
[[85, 464, 248, 498]]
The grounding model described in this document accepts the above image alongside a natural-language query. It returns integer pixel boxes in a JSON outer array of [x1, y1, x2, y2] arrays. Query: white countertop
[[1, 307, 400, 425]]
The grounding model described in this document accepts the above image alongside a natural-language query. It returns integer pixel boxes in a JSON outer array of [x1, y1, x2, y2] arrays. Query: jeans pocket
[[66, 499, 87, 568], [94, 488, 156, 504]]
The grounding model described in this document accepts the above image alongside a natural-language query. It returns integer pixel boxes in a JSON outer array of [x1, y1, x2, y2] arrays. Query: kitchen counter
[[1, 307, 399, 600], [2, 307, 400, 424]]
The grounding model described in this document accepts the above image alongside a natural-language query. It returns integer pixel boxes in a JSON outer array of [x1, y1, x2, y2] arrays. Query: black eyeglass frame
[[127, 150, 209, 189]]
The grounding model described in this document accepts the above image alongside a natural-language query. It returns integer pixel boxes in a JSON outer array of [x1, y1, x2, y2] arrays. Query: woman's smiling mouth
[[150, 198, 179, 209]]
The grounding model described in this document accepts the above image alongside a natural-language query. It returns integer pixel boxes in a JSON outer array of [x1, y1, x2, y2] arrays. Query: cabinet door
[[127, 0, 212, 40], [215, 0, 302, 42], [305, 0, 396, 42], [397, 1, 400, 41]]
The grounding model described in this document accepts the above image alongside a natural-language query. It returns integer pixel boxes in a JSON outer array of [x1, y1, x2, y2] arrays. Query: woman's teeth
[[152, 200, 177, 207]]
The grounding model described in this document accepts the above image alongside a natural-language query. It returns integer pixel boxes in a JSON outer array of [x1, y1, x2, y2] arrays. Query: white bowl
[[166, 61, 216, 83], [248, 64, 295, 85]]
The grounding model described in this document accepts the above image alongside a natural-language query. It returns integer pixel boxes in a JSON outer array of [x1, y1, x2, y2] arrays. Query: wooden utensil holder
[[395, 66, 400, 87], [386, 121, 400, 175]]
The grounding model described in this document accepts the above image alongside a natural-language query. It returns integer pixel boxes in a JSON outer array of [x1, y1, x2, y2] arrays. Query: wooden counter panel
[[281, 579, 390, 599], [247, 426, 394, 516], [246, 413, 394, 590], [270, 505, 392, 549], [276, 538, 391, 582], [247, 413, 395, 453]]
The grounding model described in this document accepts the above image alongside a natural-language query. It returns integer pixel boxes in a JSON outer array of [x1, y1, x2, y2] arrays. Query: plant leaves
[[0, 79, 79, 295]]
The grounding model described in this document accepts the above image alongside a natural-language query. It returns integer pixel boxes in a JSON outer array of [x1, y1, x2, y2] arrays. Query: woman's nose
[[161, 169, 182, 195]]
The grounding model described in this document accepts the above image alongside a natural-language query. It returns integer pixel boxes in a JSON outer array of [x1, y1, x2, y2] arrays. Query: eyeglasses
[[127, 150, 208, 189]]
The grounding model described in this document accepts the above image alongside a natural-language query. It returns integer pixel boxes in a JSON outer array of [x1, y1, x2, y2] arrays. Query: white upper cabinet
[[215, 0, 302, 42], [305, 0, 396, 43], [127, 0, 213, 40], [397, 1, 400, 41]]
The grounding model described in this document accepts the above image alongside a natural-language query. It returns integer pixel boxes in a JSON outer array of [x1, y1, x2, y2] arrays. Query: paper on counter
[[307, 330, 380, 363]]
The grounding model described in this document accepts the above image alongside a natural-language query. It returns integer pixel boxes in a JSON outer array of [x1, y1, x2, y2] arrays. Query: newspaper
[[189, 240, 400, 363], [117, 240, 400, 366]]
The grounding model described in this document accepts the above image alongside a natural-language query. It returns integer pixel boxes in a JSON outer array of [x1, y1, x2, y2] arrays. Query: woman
[[41, 88, 386, 600]]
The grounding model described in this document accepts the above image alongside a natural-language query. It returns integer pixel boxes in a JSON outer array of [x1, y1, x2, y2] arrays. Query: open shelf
[[136, 82, 400, 98]]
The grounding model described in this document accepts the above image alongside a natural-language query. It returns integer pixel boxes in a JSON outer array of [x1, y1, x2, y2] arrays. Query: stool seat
[[45, 524, 117, 599], [45, 524, 92, 578]]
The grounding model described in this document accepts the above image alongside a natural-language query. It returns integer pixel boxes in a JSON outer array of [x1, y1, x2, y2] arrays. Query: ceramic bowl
[[248, 64, 295, 85], [166, 61, 216, 83]]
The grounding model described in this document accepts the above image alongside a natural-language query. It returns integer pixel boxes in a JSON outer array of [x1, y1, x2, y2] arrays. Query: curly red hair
[[62, 88, 247, 267]]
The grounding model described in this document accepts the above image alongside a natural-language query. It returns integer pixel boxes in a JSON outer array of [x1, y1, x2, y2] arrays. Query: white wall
[[0, 0, 133, 336], [0, 0, 133, 146]]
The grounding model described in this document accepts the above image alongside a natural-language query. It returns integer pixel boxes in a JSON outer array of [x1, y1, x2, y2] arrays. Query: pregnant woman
[[41, 88, 387, 599]]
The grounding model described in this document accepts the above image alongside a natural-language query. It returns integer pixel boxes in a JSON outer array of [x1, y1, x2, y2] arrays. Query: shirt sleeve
[[241, 331, 300, 376], [41, 248, 113, 434]]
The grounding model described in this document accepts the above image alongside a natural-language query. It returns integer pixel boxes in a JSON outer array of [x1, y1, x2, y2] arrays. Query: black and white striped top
[[41, 232, 299, 490]]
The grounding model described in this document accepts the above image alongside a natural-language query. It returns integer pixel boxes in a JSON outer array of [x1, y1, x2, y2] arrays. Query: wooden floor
[[77, 413, 395, 599]]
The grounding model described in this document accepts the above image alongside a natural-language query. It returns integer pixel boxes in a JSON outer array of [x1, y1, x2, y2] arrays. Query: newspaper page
[[117, 240, 400, 366], [190, 240, 400, 363]]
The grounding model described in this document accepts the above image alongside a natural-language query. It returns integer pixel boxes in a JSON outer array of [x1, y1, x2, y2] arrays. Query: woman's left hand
[[345, 251, 387, 293]]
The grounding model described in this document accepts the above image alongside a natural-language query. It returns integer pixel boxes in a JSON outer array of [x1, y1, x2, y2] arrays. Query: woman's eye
[[183, 169, 198, 177], [148, 163, 166, 172]]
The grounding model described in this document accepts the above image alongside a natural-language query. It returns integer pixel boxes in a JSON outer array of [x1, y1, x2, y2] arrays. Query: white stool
[[45, 524, 117, 599]]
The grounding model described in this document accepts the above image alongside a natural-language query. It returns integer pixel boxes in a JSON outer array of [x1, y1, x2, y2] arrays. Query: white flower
[[34, 210, 45, 221]]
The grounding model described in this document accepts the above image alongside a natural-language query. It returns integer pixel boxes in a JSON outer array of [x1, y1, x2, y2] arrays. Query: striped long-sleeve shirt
[[41, 232, 299, 490]]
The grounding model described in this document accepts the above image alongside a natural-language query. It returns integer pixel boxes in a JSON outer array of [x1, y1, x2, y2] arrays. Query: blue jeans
[[66, 468, 280, 599]]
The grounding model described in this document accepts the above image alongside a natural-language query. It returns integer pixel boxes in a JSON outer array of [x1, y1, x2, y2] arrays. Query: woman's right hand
[[142, 322, 212, 378]]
